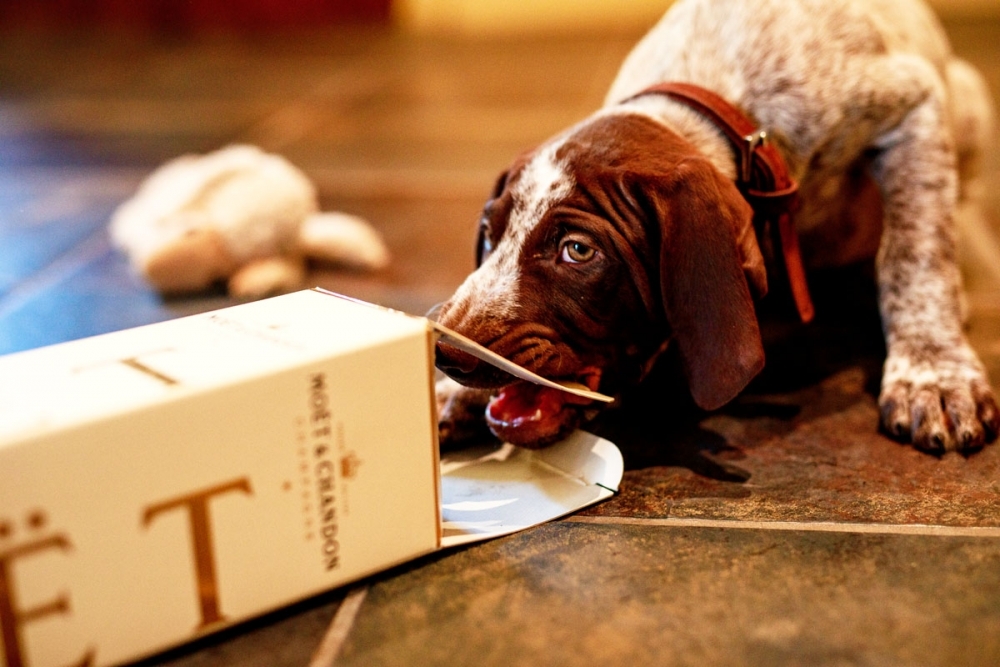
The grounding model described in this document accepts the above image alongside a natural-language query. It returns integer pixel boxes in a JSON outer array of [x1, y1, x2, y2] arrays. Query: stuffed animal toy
[[110, 145, 390, 299]]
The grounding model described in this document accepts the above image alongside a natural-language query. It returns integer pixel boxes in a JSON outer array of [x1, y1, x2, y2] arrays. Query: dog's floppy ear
[[651, 158, 765, 410], [476, 169, 510, 267]]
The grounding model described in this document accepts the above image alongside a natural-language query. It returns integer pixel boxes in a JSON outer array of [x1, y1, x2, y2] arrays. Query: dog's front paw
[[435, 376, 495, 450], [879, 345, 1000, 452]]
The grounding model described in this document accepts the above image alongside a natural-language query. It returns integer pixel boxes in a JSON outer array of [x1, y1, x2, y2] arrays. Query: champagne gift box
[[0, 289, 622, 667]]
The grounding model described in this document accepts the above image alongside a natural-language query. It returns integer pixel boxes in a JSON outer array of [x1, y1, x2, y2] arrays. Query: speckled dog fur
[[438, 0, 999, 452]]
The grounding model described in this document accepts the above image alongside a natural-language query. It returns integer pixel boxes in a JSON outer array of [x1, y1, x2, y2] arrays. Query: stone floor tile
[[338, 520, 1000, 667], [133, 594, 346, 667]]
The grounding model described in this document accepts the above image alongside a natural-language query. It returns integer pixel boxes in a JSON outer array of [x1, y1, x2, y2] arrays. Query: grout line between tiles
[[565, 514, 1000, 538], [309, 586, 369, 667], [0, 227, 109, 317]]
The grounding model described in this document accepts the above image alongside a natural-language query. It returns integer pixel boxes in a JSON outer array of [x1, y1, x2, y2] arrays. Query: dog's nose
[[435, 341, 480, 378]]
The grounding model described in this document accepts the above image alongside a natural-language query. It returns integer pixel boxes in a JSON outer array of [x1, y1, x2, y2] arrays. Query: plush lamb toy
[[110, 144, 390, 298]]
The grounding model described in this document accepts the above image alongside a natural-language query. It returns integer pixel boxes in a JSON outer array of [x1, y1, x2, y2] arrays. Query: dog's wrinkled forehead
[[451, 140, 575, 310], [501, 140, 575, 255]]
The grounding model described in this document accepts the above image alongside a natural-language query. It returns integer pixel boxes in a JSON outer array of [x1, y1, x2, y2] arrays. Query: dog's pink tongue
[[486, 383, 588, 449]]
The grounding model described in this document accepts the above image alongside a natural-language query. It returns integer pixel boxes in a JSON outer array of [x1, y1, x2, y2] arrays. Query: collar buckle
[[740, 130, 769, 184]]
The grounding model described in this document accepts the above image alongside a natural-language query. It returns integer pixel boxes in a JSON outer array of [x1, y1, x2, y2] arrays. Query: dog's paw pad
[[879, 382, 913, 440], [973, 380, 1000, 441], [435, 377, 494, 450], [879, 351, 999, 453], [911, 386, 953, 452]]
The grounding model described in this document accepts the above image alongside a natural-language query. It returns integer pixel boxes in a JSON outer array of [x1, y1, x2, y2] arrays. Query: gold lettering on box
[[71, 348, 178, 387], [339, 452, 361, 480], [119, 357, 178, 386], [142, 479, 253, 631], [0, 512, 95, 667], [308, 374, 340, 571]]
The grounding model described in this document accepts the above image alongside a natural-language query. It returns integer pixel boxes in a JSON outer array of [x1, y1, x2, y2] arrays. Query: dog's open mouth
[[485, 369, 602, 449]]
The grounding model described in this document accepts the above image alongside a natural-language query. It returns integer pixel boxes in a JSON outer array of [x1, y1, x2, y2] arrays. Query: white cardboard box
[[0, 289, 622, 667]]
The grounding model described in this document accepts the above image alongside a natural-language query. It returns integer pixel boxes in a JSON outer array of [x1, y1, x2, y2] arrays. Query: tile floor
[[2, 15, 1000, 667]]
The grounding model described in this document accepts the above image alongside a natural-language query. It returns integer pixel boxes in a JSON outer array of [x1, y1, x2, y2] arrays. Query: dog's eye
[[560, 239, 597, 264], [479, 229, 494, 258], [476, 208, 494, 266]]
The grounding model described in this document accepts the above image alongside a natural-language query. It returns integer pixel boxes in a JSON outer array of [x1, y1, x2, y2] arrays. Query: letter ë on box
[[0, 288, 622, 667]]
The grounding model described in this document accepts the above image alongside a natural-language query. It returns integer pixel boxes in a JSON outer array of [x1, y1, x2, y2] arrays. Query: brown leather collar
[[625, 82, 815, 323]]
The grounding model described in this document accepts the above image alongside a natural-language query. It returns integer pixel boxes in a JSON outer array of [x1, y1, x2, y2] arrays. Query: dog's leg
[[948, 58, 1000, 297], [868, 57, 1000, 452]]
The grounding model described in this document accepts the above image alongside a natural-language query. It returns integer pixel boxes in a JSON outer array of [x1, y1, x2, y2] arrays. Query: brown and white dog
[[434, 0, 1000, 453]]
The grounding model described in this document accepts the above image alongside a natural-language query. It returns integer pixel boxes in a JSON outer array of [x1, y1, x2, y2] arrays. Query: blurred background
[[3, 3, 1000, 666], [0, 0, 998, 356], [1, 0, 996, 33]]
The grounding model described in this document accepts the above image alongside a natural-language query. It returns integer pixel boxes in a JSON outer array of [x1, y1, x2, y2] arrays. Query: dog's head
[[436, 112, 768, 446]]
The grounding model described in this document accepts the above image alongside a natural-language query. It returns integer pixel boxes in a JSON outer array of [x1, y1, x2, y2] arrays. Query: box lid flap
[[430, 324, 613, 403], [438, 430, 623, 547], [312, 289, 613, 404]]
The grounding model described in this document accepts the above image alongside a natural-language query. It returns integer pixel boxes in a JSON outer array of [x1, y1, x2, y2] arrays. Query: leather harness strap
[[628, 81, 815, 323]]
